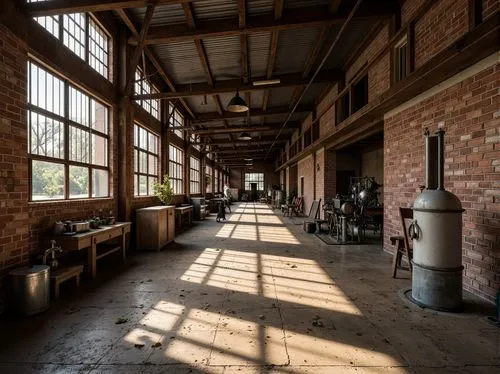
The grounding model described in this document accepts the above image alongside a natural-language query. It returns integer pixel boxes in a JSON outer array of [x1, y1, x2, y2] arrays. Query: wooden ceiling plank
[[329, 0, 343, 13]]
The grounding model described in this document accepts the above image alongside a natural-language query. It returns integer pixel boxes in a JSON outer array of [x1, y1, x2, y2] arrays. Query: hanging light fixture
[[238, 132, 252, 141], [227, 89, 249, 113]]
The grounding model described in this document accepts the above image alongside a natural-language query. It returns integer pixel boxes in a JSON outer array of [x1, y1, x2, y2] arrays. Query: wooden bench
[[390, 235, 412, 278], [50, 265, 84, 299]]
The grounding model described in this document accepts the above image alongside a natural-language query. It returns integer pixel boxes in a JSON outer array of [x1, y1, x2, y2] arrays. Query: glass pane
[[148, 176, 156, 196], [134, 175, 138, 196], [148, 154, 157, 175], [139, 175, 147, 195], [69, 165, 89, 199], [91, 99, 108, 134], [69, 126, 90, 163], [29, 62, 65, 117], [134, 149, 139, 173], [139, 151, 148, 173], [31, 160, 65, 201], [69, 86, 90, 126], [29, 111, 64, 159], [92, 169, 109, 197], [91, 134, 108, 166], [148, 133, 157, 154]]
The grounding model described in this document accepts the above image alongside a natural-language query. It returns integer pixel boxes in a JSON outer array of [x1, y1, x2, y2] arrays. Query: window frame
[[168, 103, 184, 139], [189, 156, 201, 195], [244, 173, 265, 191], [28, 60, 110, 202], [29, 4, 111, 80], [134, 68, 161, 120], [206, 165, 213, 193], [393, 35, 409, 83], [133, 123, 160, 197], [169, 144, 184, 195]]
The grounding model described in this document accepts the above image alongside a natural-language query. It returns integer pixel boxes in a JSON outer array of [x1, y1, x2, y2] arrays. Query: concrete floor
[[0, 202, 498, 373]]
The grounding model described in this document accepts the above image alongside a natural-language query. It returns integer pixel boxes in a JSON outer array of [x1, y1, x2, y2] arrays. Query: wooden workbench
[[44, 223, 131, 279], [175, 206, 193, 229]]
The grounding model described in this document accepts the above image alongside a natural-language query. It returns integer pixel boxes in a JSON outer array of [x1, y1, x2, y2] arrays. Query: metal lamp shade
[[227, 92, 249, 112], [238, 132, 252, 141]]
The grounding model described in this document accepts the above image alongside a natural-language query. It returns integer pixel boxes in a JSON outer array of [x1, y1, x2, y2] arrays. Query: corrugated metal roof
[[247, 0, 275, 16], [152, 41, 206, 85], [185, 96, 218, 114], [301, 82, 329, 105], [248, 90, 265, 109], [204, 35, 241, 80], [248, 32, 271, 79], [285, 0, 330, 9], [268, 87, 293, 107], [130, 4, 186, 26], [192, 0, 239, 21], [275, 28, 321, 75]]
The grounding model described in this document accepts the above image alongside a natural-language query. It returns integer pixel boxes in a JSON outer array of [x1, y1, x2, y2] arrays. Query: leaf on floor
[[134, 343, 145, 348], [115, 317, 128, 325], [152, 342, 162, 348]]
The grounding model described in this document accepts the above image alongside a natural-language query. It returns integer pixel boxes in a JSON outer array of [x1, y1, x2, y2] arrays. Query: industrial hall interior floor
[[0, 202, 497, 374]]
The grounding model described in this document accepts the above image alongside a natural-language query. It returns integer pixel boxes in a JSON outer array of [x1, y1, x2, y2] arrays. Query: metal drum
[[9, 265, 50, 316], [340, 202, 355, 215]]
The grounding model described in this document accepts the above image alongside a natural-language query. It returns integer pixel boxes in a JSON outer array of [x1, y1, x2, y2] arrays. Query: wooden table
[[175, 206, 193, 229], [44, 223, 131, 279]]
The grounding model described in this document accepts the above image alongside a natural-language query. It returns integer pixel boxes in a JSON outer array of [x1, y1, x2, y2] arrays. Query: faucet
[[43, 240, 63, 270]]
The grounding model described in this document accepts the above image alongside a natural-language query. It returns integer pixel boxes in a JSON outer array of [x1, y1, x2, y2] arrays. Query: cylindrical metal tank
[[9, 265, 50, 316], [411, 129, 464, 311]]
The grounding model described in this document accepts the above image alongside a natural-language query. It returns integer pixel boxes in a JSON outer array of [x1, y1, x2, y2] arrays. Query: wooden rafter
[[129, 3, 397, 45], [116, 9, 194, 118], [192, 124, 300, 135], [329, 0, 343, 13], [124, 2, 156, 97], [26, 0, 191, 16], [192, 139, 286, 146], [192, 104, 312, 123], [133, 69, 342, 99]]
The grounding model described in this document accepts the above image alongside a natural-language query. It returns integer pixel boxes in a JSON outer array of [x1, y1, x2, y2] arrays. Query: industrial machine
[[326, 176, 383, 243], [410, 128, 463, 311]]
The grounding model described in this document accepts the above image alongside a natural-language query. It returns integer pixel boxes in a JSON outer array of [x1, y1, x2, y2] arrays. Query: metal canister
[[411, 189, 464, 311], [9, 265, 50, 316]]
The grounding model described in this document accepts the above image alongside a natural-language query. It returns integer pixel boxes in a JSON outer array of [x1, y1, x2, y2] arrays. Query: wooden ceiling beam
[[206, 148, 269, 154], [26, 0, 191, 16], [124, 2, 156, 97], [116, 9, 195, 118], [193, 139, 286, 146], [129, 3, 397, 45], [134, 69, 343, 100], [193, 104, 312, 123], [329, 0, 343, 13], [192, 124, 299, 135]]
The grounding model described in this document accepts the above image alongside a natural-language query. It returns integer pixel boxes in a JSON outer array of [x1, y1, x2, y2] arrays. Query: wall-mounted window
[[28, 61, 110, 201], [214, 168, 219, 193], [190, 132, 201, 151], [190, 157, 201, 194], [135, 69, 160, 120], [134, 124, 159, 196], [28, 2, 111, 80], [394, 35, 408, 83], [168, 103, 184, 139], [245, 173, 264, 191], [335, 93, 350, 124], [352, 74, 368, 113], [169, 145, 184, 194], [206, 165, 212, 193]]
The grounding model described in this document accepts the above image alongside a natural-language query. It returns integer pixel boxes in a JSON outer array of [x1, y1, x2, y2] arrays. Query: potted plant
[[153, 175, 174, 205]]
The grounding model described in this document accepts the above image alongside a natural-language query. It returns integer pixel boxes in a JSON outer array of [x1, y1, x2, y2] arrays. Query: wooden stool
[[390, 236, 412, 278], [50, 265, 84, 299]]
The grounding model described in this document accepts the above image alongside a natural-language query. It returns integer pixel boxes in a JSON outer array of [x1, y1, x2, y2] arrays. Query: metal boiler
[[411, 129, 464, 311]]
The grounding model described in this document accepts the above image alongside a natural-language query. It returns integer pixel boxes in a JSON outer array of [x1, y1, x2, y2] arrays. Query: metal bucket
[[9, 265, 50, 316]]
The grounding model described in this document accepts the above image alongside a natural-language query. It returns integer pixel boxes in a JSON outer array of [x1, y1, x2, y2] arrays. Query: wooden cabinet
[[136, 206, 175, 251]]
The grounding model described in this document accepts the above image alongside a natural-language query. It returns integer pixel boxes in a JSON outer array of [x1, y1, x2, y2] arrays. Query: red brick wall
[[0, 25, 29, 273], [384, 61, 500, 302], [297, 156, 314, 214], [401, 0, 427, 24], [414, 0, 469, 69]]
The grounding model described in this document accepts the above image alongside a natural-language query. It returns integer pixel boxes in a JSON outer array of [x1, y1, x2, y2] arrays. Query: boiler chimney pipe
[[437, 129, 445, 190]]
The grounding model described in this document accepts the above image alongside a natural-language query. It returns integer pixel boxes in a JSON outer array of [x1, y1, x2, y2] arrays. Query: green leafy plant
[[153, 175, 174, 205], [287, 189, 297, 204]]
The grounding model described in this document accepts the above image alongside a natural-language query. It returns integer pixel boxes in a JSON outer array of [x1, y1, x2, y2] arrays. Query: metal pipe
[[437, 129, 445, 190], [265, 0, 364, 159]]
